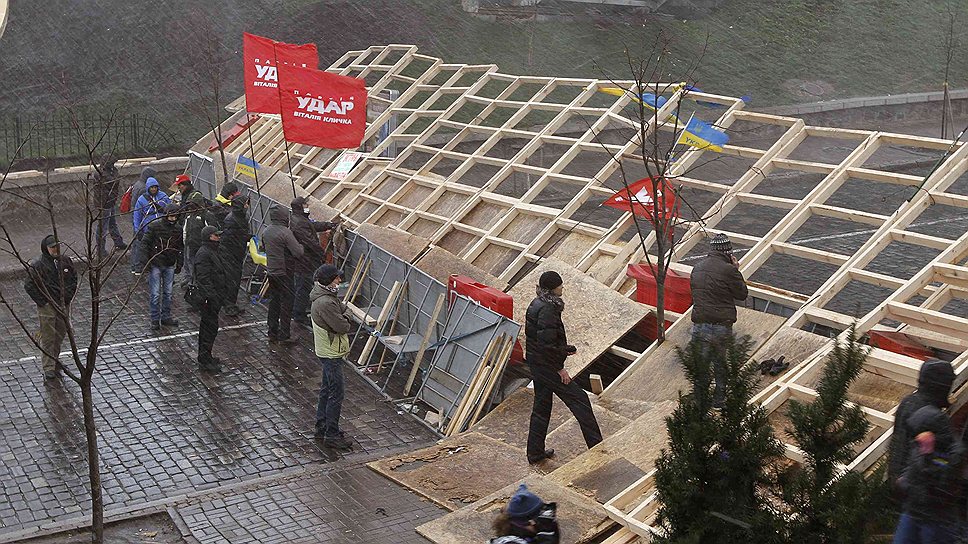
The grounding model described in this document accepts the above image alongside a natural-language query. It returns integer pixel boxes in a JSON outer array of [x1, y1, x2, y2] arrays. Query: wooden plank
[[934, 263, 968, 289], [404, 293, 447, 395], [889, 229, 954, 251], [772, 241, 850, 266], [356, 281, 402, 366], [887, 302, 968, 339], [589, 374, 604, 395], [811, 204, 888, 226]]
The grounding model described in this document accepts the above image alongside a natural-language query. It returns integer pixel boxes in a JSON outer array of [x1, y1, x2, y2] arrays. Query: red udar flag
[[243, 32, 319, 114], [604, 176, 680, 222], [278, 65, 367, 149]]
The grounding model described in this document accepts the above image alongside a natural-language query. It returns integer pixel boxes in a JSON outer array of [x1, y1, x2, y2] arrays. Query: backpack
[[119, 186, 133, 214]]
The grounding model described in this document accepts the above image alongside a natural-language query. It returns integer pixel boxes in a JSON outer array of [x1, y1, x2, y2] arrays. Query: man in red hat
[[174, 174, 209, 293]]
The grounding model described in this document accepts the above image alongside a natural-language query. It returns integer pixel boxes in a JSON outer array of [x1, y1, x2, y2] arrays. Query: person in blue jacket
[[131, 177, 171, 274]]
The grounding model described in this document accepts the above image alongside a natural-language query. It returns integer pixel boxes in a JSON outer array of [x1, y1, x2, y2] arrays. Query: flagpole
[[272, 43, 299, 199], [245, 118, 271, 232]]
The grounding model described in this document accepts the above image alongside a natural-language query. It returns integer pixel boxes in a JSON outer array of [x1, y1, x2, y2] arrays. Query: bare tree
[[0, 108, 145, 543], [940, 4, 958, 139]]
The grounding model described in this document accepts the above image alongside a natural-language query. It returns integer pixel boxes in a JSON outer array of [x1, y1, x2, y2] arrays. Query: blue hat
[[506, 484, 543, 520]]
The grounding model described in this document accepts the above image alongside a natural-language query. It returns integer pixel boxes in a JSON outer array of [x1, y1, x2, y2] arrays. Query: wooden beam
[[811, 204, 888, 226], [773, 241, 850, 266], [887, 302, 968, 339], [934, 263, 968, 290], [890, 229, 955, 251]]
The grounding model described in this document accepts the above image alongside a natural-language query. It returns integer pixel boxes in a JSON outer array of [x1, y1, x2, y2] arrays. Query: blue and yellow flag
[[235, 155, 260, 178], [677, 114, 729, 153]]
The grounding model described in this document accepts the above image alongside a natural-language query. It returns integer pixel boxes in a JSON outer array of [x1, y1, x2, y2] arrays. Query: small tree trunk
[[80, 378, 104, 543], [655, 274, 666, 343]]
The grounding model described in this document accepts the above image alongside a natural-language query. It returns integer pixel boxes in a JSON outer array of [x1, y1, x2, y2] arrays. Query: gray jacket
[[262, 206, 303, 277], [310, 283, 352, 335]]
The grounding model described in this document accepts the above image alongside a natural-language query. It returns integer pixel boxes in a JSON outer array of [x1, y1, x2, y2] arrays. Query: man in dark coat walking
[[140, 203, 183, 331], [218, 195, 251, 317], [689, 233, 748, 410], [525, 270, 602, 465], [94, 155, 126, 259], [24, 235, 78, 381], [289, 196, 337, 326], [262, 205, 304, 343], [193, 226, 227, 373]]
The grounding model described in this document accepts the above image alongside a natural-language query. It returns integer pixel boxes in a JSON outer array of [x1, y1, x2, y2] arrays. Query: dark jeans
[[130, 232, 143, 272], [526, 363, 602, 460], [148, 265, 175, 322], [96, 209, 124, 257], [267, 274, 294, 339], [691, 323, 732, 408], [222, 257, 244, 311], [182, 244, 198, 287], [892, 513, 956, 544], [292, 272, 313, 320], [315, 357, 345, 438], [198, 300, 221, 365]]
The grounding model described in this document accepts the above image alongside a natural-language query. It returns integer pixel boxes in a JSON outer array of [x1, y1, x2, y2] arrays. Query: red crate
[[448, 275, 524, 365], [636, 313, 673, 342], [869, 331, 933, 361], [626, 264, 692, 313]]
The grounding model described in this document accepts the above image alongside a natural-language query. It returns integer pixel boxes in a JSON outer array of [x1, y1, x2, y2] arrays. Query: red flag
[[243, 32, 319, 114], [604, 177, 679, 222], [278, 65, 367, 149]]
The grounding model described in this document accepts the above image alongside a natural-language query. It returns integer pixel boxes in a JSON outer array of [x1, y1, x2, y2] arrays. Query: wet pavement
[[0, 270, 438, 541]]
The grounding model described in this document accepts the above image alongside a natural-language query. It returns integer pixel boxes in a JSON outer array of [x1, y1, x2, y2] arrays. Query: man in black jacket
[[175, 174, 208, 290], [141, 203, 183, 331], [219, 195, 251, 317], [262, 205, 304, 343], [94, 155, 126, 259], [525, 270, 602, 465], [193, 226, 227, 373], [24, 235, 78, 381], [289, 196, 337, 326], [689, 233, 748, 410]]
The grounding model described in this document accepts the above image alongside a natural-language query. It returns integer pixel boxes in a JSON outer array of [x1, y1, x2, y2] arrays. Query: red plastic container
[[869, 331, 933, 361], [448, 275, 524, 365], [637, 313, 673, 342], [626, 264, 692, 313]]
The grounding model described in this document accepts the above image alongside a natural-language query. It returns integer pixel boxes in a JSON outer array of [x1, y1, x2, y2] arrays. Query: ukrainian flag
[[235, 155, 260, 178], [677, 114, 729, 153], [599, 87, 666, 111]]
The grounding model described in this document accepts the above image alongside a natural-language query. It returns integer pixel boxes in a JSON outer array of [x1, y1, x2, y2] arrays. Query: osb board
[[508, 259, 650, 376], [546, 400, 677, 504], [473, 244, 520, 277], [416, 246, 508, 291], [752, 327, 830, 388], [498, 214, 551, 245], [367, 432, 530, 511], [541, 231, 599, 266], [355, 223, 430, 263], [472, 388, 571, 450], [540, 403, 632, 470], [604, 308, 786, 403], [416, 475, 612, 544]]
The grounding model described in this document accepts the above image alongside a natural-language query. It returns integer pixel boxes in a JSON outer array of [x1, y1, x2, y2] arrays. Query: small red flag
[[243, 32, 319, 114], [278, 65, 367, 149], [603, 176, 679, 222]]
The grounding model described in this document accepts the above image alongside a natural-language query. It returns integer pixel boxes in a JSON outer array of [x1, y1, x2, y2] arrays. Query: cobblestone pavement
[[173, 465, 443, 544], [0, 272, 439, 540]]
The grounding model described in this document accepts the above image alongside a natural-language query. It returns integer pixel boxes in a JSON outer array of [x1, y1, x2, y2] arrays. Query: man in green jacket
[[310, 264, 353, 450]]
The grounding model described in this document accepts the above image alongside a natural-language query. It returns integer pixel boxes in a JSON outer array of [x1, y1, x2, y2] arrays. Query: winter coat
[[132, 179, 171, 234], [896, 405, 964, 524], [129, 166, 157, 212], [290, 212, 334, 275], [93, 164, 121, 209], [193, 239, 227, 306], [310, 283, 352, 358], [181, 189, 209, 247], [887, 359, 957, 483], [24, 235, 78, 307], [140, 217, 183, 270], [690, 252, 748, 325], [525, 297, 568, 371], [262, 206, 304, 277], [217, 206, 250, 267]]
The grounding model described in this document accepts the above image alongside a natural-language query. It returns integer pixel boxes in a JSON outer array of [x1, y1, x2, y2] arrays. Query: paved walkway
[[0, 271, 439, 542]]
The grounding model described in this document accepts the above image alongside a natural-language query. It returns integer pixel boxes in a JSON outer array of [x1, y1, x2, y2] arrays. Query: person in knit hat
[[689, 233, 748, 410], [489, 483, 560, 543], [524, 270, 602, 465], [309, 264, 353, 451]]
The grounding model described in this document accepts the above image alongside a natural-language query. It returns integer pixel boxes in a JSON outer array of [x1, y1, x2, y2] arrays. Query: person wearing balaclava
[[93, 154, 126, 259], [140, 203, 183, 331], [193, 225, 227, 373], [262, 205, 304, 343], [289, 196, 338, 327], [218, 195, 251, 317], [489, 484, 560, 543], [23, 235, 78, 381], [131, 177, 171, 274], [524, 270, 602, 465], [689, 233, 749, 410]]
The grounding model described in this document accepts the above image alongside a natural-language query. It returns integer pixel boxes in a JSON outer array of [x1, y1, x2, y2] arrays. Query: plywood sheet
[[604, 308, 785, 402], [752, 327, 831, 387], [509, 259, 650, 376], [367, 432, 529, 511], [355, 223, 430, 263], [416, 246, 509, 291], [546, 400, 677, 503], [416, 475, 612, 544]]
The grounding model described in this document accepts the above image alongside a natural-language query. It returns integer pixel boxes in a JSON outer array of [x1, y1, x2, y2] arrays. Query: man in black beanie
[[524, 270, 602, 465], [690, 233, 748, 410]]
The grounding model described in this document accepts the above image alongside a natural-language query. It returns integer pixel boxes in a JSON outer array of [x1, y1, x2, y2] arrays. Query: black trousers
[[267, 274, 294, 339], [526, 363, 603, 459], [222, 259, 244, 310], [198, 301, 221, 365]]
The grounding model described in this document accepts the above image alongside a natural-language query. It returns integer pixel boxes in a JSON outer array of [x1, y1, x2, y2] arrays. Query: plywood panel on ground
[[751, 326, 831, 388], [416, 475, 613, 544], [355, 223, 430, 263], [367, 432, 529, 511], [416, 246, 509, 291], [508, 258, 650, 376], [605, 308, 785, 402]]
